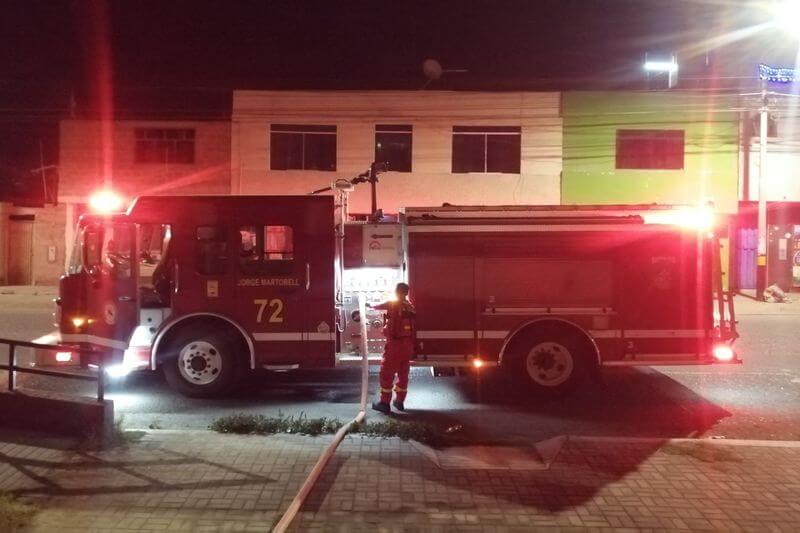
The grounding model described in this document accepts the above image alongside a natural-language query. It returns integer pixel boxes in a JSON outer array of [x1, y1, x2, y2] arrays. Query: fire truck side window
[[196, 225, 228, 275], [265, 226, 293, 260], [83, 226, 102, 270], [240, 226, 259, 266], [239, 225, 294, 274]]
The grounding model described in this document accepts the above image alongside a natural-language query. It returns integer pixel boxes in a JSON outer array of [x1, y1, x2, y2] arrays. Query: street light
[[752, 1, 800, 299], [769, 1, 800, 39], [643, 54, 678, 88]]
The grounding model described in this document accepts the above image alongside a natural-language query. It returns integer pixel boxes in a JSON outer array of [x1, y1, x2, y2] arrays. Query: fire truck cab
[[54, 195, 738, 397]]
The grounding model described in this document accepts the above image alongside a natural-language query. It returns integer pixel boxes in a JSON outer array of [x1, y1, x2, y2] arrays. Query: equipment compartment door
[[237, 223, 306, 364], [234, 197, 335, 367]]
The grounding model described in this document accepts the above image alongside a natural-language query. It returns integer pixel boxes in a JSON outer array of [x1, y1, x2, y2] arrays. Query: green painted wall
[[562, 91, 739, 213]]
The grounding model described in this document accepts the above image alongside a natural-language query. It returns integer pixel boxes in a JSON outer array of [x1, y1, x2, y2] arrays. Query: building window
[[616, 129, 684, 170], [135, 128, 195, 164], [240, 225, 294, 274], [375, 125, 412, 172], [452, 126, 521, 174], [270, 124, 336, 171], [195, 225, 228, 275]]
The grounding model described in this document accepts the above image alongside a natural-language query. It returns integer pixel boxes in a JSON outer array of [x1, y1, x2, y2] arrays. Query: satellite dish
[[422, 59, 443, 81]]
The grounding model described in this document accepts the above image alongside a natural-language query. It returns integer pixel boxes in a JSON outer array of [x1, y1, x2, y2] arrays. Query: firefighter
[[370, 282, 416, 413]]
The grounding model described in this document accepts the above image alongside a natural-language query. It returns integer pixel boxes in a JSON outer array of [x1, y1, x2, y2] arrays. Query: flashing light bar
[[89, 190, 125, 214], [758, 63, 797, 83]]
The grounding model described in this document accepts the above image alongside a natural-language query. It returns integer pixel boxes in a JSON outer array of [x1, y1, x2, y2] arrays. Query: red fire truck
[[52, 193, 738, 397]]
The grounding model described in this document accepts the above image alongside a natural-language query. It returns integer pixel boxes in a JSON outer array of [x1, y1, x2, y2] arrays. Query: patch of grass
[[662, 442, 742, 463], [352, 419, 445, 446], [0, 492, 37, 531], [210, 412, 342, 437], [210, 412, 450, 446]]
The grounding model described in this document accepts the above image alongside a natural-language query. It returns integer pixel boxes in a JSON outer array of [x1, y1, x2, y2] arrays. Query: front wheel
[[509, 329, 590, 396], [163, 329, 244, 397]]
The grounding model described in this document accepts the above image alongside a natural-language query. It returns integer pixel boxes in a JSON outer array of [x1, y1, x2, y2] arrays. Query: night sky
[[0, 0, 796, 203]]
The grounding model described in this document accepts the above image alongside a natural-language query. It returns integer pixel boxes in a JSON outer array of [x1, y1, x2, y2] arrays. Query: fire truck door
[[81, 223, 138, 350], [236, 223, 307, 364]]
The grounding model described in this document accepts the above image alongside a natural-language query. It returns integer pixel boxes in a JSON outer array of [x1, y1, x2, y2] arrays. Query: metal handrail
[[0, 338, 106, 401]]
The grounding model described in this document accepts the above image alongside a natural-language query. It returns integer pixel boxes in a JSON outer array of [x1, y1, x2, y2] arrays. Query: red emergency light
[[642, 205, 715, 232], [89, 190, 125, 214]]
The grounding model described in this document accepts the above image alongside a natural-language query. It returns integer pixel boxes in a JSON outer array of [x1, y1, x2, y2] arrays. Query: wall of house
[[745, 114, 800, 202], [562, 91, 740, 214], [30, 204, 67, 284], [0, 203, 8, 284], [232, 90, 563, 213], [59, 119, 232, 202], [0, 203, 67, 285], [31, 119, 233, 286]]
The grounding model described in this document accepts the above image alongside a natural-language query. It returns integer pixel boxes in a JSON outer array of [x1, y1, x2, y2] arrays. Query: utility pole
[[756, 88, 769, 300]]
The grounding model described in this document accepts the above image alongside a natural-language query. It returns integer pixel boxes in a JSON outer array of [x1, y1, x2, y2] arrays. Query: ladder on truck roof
[[400, 204, 692, 226]]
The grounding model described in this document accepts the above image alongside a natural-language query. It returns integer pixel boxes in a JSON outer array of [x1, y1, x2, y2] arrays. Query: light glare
[[642, 206, 714, 232], [770, 1, 800, 38], [105, 364, 132, 378], [89, 190, 125, 213], [55, 351, 73, 363], [644, 60, 678, 73], [712, 344, 735, 362]]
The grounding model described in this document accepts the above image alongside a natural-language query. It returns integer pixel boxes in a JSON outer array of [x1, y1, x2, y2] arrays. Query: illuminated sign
[[758, 63, 797, 83]]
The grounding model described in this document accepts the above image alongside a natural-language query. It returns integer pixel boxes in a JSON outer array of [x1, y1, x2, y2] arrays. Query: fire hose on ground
[[272, 295, 371, 533]]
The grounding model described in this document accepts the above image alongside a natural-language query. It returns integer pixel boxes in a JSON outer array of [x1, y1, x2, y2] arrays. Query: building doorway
[[7, 215, 34, 285]]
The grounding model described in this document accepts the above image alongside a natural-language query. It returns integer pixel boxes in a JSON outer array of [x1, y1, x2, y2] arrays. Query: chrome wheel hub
[[178, 340, 222, 385], [526, 341, 574, 387]]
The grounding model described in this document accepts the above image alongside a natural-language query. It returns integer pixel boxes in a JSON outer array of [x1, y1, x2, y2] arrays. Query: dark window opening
[[616, 129, 685, 170], [196, 225, 228, 275], [375, 125, 412, 172], [452, 126, 521, 173], [135, 128, 195, 164], [270, 124, 336, 171]]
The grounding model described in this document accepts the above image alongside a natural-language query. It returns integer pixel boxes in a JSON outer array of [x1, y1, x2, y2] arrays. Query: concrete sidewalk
[[733, 293, 800, 315], [1, 429, 799, 532]]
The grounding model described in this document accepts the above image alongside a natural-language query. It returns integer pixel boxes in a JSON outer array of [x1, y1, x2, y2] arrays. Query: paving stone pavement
[[1, 429, 799, 532]]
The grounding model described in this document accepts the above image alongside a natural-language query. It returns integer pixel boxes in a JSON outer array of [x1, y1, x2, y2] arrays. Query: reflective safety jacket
[[374, 300, 416, 340]]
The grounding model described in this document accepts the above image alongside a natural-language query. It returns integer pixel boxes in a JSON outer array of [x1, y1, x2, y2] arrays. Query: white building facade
[[231, 90, 563, 214]]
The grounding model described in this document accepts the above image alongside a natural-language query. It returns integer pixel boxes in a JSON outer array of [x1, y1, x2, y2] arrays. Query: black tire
[[162, 328, 245, 398], [508, 327, 591, 396]]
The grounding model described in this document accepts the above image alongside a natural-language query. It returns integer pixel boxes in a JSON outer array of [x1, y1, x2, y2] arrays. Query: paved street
[[1, 288, 799, 442], [1, 429, 799, 531]]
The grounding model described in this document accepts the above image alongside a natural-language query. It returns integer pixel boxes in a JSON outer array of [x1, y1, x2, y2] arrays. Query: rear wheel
[[509, 327, 591, 396], [163, 329, 244, 397]]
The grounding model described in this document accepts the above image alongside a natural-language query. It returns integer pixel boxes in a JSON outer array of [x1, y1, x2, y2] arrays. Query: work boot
[[371, 401, 391, 414], [392, 399, 405, 411]]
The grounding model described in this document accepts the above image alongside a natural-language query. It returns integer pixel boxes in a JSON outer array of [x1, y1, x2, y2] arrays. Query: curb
[[570, 435, 800, 448], [127, 428, 800, 448]]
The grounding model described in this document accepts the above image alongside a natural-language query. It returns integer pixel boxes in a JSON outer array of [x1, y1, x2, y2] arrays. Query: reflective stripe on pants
[[378, 338, 414, 403]]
